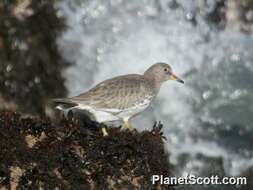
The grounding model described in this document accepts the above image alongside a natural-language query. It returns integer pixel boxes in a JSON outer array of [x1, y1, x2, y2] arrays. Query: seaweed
[[0, 110, 174, 189]]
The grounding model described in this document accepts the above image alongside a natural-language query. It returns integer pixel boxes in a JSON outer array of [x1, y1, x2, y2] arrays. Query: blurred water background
[[57, 0, 253, 187]]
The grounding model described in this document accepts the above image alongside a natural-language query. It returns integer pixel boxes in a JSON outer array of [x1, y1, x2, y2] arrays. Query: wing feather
[[69, 74, 155, 110]]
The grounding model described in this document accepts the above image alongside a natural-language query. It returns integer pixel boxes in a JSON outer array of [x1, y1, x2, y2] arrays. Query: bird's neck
[[143, 74, 161, 93]]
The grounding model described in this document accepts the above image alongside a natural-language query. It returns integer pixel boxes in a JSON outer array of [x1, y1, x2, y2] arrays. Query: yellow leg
[[102, 127, 109, 136], [123, 119, 134, 131]]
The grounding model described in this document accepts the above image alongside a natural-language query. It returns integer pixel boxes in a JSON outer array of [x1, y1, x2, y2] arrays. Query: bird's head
[[144, 62, 184, 84]]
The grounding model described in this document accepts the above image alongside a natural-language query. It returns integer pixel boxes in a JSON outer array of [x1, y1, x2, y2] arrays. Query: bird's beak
[[169, 74, 184, 84]]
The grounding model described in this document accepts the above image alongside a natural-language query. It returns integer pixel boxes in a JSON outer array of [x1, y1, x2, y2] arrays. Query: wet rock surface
[[0, 110, 174, 190], [241, 168, 253, 190], [0, 0, 69, 114]]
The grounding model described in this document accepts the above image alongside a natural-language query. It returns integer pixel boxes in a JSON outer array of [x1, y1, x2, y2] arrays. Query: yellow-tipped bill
[[170, 74, 184, 84]]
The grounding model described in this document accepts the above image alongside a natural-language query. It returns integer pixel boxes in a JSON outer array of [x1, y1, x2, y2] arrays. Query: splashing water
[[57, 0, 253, 177]]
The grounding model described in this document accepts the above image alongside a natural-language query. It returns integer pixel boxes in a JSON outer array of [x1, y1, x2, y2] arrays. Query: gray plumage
[[54, 74, 157, 110], [53, 63, 184, 124]]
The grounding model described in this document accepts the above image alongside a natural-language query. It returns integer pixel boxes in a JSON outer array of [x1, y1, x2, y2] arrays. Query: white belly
[[76, 105, 120, 123], [116, 102, 150, 119], [73, 97, 152, 123], [116, 97, 152, 119]]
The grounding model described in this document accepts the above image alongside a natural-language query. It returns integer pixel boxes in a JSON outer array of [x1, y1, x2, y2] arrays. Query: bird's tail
[[52, 98, 78, 110]]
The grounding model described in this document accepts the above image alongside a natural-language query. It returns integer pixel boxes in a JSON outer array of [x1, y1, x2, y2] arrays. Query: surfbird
[[53, 63, 184, 136]]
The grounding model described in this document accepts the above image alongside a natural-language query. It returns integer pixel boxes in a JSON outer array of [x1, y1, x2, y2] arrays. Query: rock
[[0, 0, 70, 115], [0, 110, 174, 189], [240, 167, 253, 190]]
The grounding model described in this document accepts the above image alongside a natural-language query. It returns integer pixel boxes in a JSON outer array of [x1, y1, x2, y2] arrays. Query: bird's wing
[[70, 74, 155, 112]]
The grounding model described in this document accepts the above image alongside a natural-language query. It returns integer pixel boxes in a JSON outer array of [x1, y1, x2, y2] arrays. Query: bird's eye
[[164, 68, 168, 72]]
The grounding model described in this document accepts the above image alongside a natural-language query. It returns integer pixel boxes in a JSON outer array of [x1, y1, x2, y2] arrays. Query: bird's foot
[[101, 127, 109, 136], [122, 121, 134, 131]]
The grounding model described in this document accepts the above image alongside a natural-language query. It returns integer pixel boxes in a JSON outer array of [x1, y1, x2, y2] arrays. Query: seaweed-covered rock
[[0, 110, 174, 190], [0, 0, 69, 114]]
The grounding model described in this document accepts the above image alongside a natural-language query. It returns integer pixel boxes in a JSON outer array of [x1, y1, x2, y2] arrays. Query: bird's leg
[[102, 127, 109, 136], [122, 119, 134, 131]]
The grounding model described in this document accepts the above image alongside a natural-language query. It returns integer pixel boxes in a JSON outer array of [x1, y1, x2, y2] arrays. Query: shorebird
[[53, 63, 184, 136]]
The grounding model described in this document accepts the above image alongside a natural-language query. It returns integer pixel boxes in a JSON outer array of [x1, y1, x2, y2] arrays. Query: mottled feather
[[68, 74, 157, 110]]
